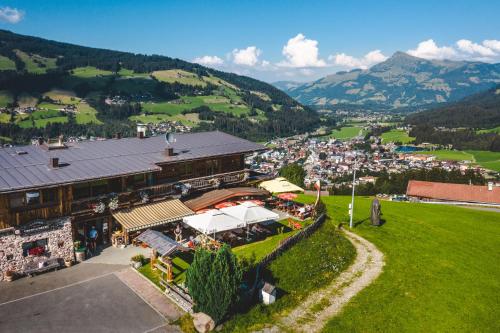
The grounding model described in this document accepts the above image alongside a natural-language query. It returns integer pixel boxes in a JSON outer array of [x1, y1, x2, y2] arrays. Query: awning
[[113, 199, 194, 232], [136, 229, 181, 256], [259, 177, 304, 193]]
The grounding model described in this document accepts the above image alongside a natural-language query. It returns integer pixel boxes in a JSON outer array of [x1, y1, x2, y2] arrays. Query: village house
[[0, 130, 264, 277]]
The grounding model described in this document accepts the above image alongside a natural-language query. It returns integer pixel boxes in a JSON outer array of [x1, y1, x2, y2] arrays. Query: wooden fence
[[258, 213, 326, 268]]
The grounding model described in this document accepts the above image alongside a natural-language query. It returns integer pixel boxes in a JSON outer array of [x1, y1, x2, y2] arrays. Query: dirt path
[[273, 230, 385, 333]]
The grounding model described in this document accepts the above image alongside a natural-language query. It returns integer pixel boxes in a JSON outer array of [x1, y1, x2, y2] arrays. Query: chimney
[[137, 124, 147, 139], [165, 147, 174, 156], [49, 157, 59, 168], [488, 182, 493, 191]]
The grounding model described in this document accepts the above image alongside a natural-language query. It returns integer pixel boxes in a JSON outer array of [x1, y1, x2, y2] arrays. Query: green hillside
[[0, 29, 319, 143], [296, 195, 500, 333]]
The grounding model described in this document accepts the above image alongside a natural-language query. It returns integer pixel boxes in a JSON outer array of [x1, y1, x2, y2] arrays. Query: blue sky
[[1, 0, 499, 82]]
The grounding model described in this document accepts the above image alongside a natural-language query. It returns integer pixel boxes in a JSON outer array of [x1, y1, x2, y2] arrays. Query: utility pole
[[349, 158, 357, 228]]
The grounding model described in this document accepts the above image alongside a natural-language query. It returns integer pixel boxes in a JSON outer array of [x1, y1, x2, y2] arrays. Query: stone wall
[[0, 217, 73, 280]]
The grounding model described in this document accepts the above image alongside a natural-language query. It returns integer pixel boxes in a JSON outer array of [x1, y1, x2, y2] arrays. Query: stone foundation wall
[[0, 217, 73, 281]]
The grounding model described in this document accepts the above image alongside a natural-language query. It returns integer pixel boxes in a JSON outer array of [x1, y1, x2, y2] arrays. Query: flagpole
[[349, 158, 356, 228]]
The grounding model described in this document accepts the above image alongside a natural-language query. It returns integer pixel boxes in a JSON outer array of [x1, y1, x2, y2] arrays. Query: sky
[[1, 0, 499, 82]]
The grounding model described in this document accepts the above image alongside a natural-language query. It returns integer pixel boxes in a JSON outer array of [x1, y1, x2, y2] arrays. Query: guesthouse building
[[0, 131, 264, 277]]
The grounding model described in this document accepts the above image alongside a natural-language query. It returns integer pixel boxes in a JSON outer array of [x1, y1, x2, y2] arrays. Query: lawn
[[43, 89, 80, 105], [330, 126, 366, 140], [138, 252, 193, 287], [381, 129, 415, 143], [233, 220, 302, 262], [296, 195, 500, 333], [70, 66, 113, 78], [221, 219, 355, 333], [476, 126, 500, 134], [417, 149, 500, 171], [152, 69, 207, 87], [76, 102, 102, 124], [0, 90, 14, 107], [418, 149, 474, 161], [0, 55, 16, 71], [15, 50, 56, 74]]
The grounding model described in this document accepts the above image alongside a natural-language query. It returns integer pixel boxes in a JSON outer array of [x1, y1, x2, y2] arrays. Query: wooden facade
[[0, 154, 247, 231]]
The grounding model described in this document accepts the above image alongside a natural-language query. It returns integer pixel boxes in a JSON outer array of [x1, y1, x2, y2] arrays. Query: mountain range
[[275, 52, 500, 110], [0, 29, 318, 144]]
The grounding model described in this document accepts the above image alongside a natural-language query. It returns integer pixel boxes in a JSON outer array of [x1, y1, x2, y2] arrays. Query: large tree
[[185, 244, 242, 324], [279, 163, 306, 188]]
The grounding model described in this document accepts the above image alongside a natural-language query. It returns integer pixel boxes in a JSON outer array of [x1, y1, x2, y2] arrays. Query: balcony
[[70, 170, 249, 216]]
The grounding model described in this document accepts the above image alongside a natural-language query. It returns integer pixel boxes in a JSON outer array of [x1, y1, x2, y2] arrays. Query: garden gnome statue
[[370, 198, 381, 226], [174, 224, 182, 242]]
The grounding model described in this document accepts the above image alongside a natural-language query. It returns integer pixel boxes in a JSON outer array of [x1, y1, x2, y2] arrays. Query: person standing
[[89, 226, 99, 254]]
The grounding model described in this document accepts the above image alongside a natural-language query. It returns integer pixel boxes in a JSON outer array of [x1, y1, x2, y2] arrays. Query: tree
[[279, 163, 306, 188], [186, 244, 242, 324]]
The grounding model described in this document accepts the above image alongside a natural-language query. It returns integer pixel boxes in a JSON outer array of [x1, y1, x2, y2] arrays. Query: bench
[[24, 258, 61, 277]]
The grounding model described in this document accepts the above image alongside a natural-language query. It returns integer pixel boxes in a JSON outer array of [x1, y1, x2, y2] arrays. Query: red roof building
[[406, 180, 500, 205]]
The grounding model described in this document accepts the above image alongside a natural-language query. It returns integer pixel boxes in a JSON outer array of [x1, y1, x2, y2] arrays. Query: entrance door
[[84, 218, 107, 247]]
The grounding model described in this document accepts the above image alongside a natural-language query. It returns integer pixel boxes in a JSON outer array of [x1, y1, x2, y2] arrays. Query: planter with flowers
[[4, 270, 15, 282], [108, 193, 119, 211]]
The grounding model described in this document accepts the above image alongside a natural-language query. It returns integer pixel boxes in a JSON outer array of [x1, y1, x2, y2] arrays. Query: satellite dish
[[165, 132, 175, 145]]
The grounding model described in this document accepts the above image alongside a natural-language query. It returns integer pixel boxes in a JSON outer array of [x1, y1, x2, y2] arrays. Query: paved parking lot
[[0, 264, 181, 333]]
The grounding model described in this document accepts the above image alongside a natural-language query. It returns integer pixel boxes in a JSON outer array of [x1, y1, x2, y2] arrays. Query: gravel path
[[272, 229, 385, 332]]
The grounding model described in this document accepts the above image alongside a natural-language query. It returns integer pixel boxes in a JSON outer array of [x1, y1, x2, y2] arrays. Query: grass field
[[0, 90, 14, 107], [17, 93, 38, 108], [476, 126, 500, 134], [15, 50, 56, 74], [71, 66, 113, 78], [76, 102, 102, 124], [330, 126, 366, 140], [296, 195, 500, 333], [417, 150, 500, 171], [152, 69, 207, 86], [381, 129, 414, 143], [0, 55, 16, 71], [43, 89, 80, 105]]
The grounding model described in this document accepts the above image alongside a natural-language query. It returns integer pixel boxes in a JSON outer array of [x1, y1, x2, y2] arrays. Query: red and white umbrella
[[214, 201, 237, 209]]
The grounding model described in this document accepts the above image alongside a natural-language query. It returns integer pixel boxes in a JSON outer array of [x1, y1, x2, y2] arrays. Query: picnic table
[[24, 258, 61, 277]]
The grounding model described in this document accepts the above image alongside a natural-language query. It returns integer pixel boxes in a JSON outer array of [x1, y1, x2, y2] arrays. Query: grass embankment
[[381, 129, 415, 143], [330, 126, 366, 140], [295, 195, 500, 333], [221, 219, 355, 332]]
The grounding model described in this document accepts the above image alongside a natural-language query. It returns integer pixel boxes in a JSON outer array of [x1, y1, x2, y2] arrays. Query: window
[[42, 188, 58, 204], [9, 193, 24, 208], [26, 191, 40, 205], [91, 180, 108, 196], [73, 183, 90, 200], [22, 238, 48, 257], [133, 174, 146, 186]]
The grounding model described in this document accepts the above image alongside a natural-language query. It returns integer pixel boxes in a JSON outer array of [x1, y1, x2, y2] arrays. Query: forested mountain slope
[[0, 30, 319, 143]]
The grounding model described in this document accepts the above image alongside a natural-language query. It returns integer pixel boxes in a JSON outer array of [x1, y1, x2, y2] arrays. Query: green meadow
[[295, 195, 500, 333], [417, 150, 500, 171], [15, 50, 57, 74], [330, 126, 366, 139], [0, 55, 16, 71], [381, 129, 415, 143]]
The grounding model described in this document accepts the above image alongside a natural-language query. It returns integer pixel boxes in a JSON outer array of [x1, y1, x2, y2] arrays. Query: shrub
[[131, 254, 145, 264]]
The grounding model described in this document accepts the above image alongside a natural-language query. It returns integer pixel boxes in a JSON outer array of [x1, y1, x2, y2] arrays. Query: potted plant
[[74, 241, 86, 262], [64, 257, 73, 267], [4, 270, 15, 282], [131, 254, 145, 269]]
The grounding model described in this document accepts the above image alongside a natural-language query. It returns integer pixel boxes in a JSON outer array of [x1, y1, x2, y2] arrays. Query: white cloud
[[407, 39, 457, 60], [0, 7, 24, 24], [456, 39, 495, 56], [279, 33, 326, 68], [192, 55, 224, 67], [483, 40, 500, 52], [329, 49, 388, 69], [231, 46, 261, 66]]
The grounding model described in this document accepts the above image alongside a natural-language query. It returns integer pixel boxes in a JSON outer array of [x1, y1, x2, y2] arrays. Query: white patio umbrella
[[220, 202, 279, 226], [182, 209, 245, 235]]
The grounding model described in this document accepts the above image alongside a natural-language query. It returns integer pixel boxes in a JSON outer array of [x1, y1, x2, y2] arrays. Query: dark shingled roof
[[0, 131, 264, 192]]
